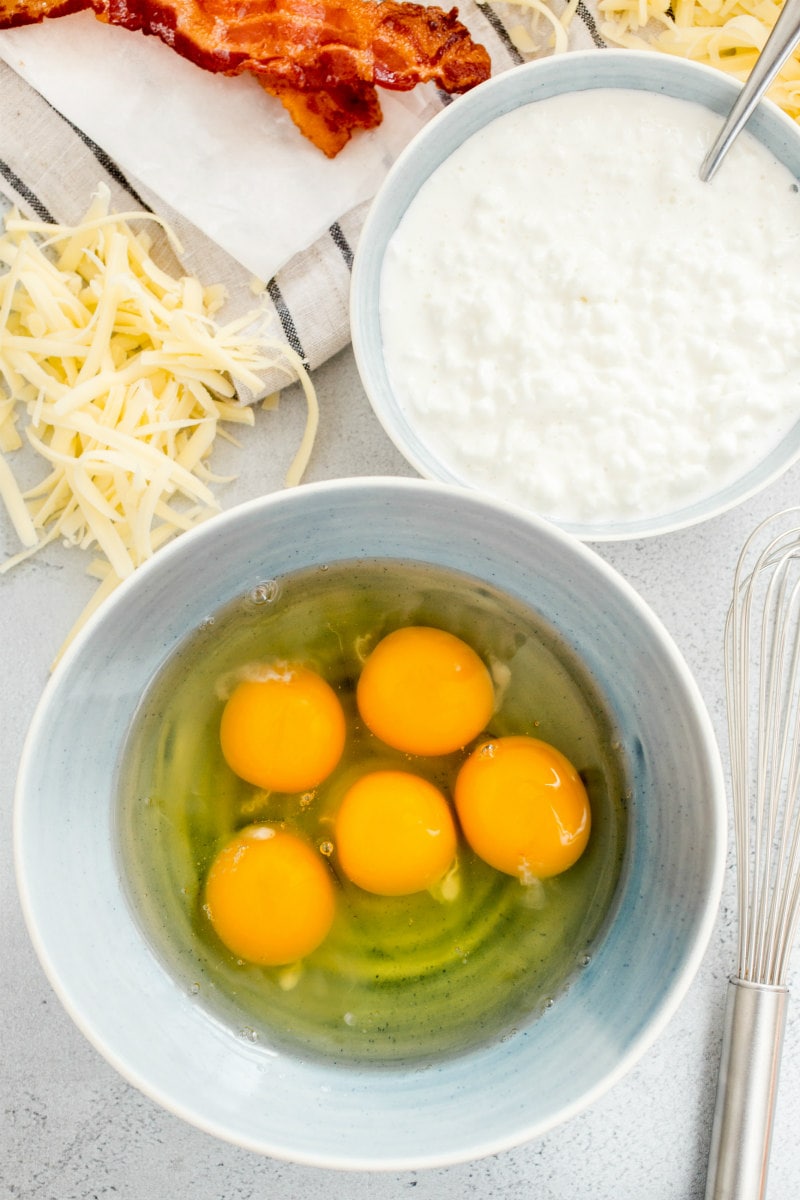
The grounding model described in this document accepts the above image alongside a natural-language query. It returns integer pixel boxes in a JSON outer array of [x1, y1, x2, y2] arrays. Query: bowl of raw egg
[[15, 476, 725, 1166], [351, 50, 800, 541]]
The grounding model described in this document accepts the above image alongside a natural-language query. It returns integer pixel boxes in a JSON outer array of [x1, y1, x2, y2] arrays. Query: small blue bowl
[[15, 478, 725, 1167], [351, 51, 800, 541]]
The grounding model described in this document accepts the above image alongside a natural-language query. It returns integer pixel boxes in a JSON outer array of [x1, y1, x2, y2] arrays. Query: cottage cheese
[[379, 89, 800, 529]]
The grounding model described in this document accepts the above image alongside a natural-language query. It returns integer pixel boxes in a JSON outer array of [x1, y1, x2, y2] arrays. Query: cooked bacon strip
[[0, 0, 491, 155], [260, 77, 384, 158], [371, 2, 490, 92]]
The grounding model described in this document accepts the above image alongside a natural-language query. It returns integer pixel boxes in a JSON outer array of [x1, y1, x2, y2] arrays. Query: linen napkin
[[0, 1, 608, 398]]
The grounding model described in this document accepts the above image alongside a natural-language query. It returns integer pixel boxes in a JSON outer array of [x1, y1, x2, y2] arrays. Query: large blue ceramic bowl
[[15, 477, 725, 1167]]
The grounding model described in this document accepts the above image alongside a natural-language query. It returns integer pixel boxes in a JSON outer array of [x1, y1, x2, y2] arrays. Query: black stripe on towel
[[45, 101, 154, 212], [0, 162, 55, 222], [329, 221, 354, 270], [266, 278, 308, 367], [479, 5, 525, 65], [577, 1, 607, 49]]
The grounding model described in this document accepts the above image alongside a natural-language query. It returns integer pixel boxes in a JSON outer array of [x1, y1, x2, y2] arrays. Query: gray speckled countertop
[[3, 346, 800, 1200]]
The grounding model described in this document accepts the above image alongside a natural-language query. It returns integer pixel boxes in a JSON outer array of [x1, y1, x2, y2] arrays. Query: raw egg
[[204, 824, 336, 965], [356, 625, 494, 755], [335, 769, 457, 896], [454, 736, 591, 881], [219, 664, 345, 793]]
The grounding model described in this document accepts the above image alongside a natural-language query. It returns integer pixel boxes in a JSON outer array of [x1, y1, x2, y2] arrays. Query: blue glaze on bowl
[[15, 478, 725, 1168], [351, 51, 800, 542]]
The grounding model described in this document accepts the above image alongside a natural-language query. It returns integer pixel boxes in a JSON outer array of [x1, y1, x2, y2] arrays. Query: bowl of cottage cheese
[[350, 50, 800, 541]]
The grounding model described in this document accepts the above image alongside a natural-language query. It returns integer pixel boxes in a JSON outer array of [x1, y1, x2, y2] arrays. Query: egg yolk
[[204, 825, 336, 965], [219, 664, 345, 793], [454, 736, 591, 881], [335, 770, 457, 896], [356, 626, 494, 756]]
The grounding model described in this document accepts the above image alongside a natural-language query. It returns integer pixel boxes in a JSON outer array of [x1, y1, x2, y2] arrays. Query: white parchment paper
[[0, 13, 443, 279]]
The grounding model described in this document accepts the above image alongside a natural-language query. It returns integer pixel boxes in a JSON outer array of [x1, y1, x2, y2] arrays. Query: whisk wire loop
[[770, 578, 800, 984], [755, 560, 800, 983], [707, 509, 800, 1200], [726, 512, 800, 989]]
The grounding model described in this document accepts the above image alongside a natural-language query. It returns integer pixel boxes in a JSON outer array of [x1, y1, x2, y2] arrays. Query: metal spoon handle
[[700, 0, 800, 181], [704, 978, 789, 1200]]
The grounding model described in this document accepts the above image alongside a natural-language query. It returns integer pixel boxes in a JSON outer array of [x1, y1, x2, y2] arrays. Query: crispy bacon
[[0, 0, 491, 156]]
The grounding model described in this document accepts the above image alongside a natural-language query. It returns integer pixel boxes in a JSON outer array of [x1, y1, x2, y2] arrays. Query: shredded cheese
[[0, 183, 318, 662], [598, 0, 800, 121], [480, 0, 580, 55], [491, 0, 800, 126]]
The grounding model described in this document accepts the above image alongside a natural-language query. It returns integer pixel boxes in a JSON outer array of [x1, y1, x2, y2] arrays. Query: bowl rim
[[14, 476, 728, 1169], [350, 49, 800, 544]]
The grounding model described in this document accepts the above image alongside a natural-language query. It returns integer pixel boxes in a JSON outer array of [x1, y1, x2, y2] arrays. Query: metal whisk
[[706, 509, 800, 1199]]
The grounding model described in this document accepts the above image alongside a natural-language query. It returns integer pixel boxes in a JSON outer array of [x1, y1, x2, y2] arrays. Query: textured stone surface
[[3, 345, 800, 1199]]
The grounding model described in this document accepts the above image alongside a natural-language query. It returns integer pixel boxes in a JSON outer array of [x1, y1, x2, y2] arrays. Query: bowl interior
[[15, 478, 726, 1168], [350, 51, 800, 541]]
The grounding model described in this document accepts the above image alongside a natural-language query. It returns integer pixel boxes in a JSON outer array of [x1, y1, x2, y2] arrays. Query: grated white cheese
[[480, 0, 580, 55], [598, 0, 800, 124], [493, 0, 800, 131], [0, 184, 318, 662]]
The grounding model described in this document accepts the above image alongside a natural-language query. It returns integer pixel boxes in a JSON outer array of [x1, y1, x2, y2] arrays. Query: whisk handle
[[705, 977, 789, 1200]]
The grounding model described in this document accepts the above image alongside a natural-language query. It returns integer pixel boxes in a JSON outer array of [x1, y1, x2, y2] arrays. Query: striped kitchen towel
[[0, 1, 607, 399]]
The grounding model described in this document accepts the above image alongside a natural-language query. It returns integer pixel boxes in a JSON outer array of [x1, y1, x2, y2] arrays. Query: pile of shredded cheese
[[489, 0, 800, 125], [480, 0, 581, 55], [599, 0, 799, 110], [0, 183, 317, 658], [611, 1, 800, 121]]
